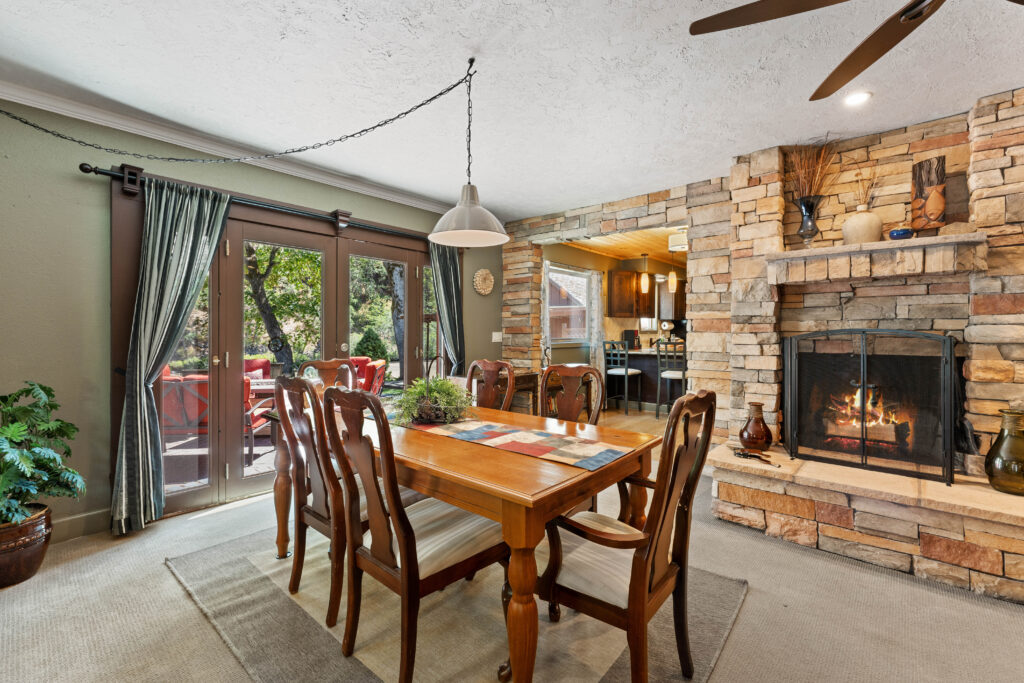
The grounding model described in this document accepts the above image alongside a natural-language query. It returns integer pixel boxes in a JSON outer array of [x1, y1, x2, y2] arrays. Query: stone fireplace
[[501, 86, 1024, 602], [783, 328, 961, 483]]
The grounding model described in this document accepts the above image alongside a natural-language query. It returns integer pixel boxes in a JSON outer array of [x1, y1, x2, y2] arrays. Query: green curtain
[[112, 179, 230, 535], [429, 243, 465, 375]]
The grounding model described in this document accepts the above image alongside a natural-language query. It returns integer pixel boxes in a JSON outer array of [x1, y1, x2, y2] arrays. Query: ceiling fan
[[690, 0, 1024, 101]]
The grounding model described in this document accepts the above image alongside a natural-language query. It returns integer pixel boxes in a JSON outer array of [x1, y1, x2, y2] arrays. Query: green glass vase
[[985, 409, 1024, 496]]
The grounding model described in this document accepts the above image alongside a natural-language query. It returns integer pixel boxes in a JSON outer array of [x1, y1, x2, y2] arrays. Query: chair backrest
[[275, 376, 336, 524], [639, 390, 716, 593], [603, 341, 629, 370], [656, 340, 686, 373], [465, 359, 515, 411], [323, 387, 416, 574], [299, 358, 358, 391], [244, 358, 272, 379], [349, 356, 371, 378], [540, 364, 605, 425], [363, 360, 387, 394]]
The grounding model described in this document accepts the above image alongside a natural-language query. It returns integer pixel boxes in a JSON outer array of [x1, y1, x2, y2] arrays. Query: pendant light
[[667, 253, 678, 293], [429, 58, 509, 248], [639, 253, 650, 294]]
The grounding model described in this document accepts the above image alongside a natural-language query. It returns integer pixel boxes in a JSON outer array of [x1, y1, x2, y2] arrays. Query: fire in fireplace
[[783, 330, 962, 484]]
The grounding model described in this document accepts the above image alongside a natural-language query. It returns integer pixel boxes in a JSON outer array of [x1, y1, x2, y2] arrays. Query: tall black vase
[[797, 195, 823, 246]]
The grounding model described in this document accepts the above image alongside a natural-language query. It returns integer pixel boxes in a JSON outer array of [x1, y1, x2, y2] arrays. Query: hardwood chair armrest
[[555, 515, 649, 549], [623, 474, 656, 489]]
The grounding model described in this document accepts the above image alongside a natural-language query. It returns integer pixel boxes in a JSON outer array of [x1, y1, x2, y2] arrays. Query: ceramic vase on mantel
[[796, 195, 823, 247], [739, 402, 773, 453], [985, 409, 1024, 496], [842, 205, 883, 244]]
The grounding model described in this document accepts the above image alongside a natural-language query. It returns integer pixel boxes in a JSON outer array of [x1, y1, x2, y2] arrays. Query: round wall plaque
[[473, 268, 494, 295]]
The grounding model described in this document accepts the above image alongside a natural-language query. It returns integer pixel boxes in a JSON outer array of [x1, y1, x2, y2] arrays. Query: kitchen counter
[[605, 344, 687, 409]]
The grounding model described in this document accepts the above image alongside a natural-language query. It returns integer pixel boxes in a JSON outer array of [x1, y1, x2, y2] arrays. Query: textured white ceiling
[[2, 0, 1023, 221]]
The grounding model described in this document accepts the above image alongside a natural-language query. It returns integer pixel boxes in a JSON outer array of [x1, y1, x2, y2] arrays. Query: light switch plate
[[491, 331, 502, 343]]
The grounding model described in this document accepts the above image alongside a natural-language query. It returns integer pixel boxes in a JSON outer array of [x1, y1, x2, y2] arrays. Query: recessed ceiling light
[[844, 91, 872, 107]]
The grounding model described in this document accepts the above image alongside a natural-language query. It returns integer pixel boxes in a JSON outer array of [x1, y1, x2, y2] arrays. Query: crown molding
[[0, 79, 451, 214]]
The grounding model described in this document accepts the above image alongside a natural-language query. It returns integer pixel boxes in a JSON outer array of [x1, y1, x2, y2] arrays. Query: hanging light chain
[[0, 63, 474, 164], [465, 57, 476, 185]]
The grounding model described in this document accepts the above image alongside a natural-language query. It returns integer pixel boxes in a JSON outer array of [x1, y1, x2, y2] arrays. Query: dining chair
[[535, 390, 716, 682], [465, 359, 516, 410], [604, 340, 642, 415], [299, 358, 358, 391], [655, 340, 686, 419], [322, 386, 511, 683], [275, 377, 423, 627], [540, 364, 605, 425]]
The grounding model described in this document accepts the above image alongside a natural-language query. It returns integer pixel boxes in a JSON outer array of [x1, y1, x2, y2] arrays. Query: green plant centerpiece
[[1, 382, 85, 587], [392, 377, 472, 425]]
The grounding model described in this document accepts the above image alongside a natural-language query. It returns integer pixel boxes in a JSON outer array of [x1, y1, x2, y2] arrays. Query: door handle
[[340, 342, 349, 353], [212, 355, 221, 366]]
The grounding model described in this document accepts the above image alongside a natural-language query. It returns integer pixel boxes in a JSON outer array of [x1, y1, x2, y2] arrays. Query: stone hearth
[[708, 445, 1024, 603]]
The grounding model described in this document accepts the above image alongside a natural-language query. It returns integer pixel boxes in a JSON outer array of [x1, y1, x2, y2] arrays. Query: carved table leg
[[502, 503, 544, 683], [273, 423, 292, 559], [628, 449, 652, 530]]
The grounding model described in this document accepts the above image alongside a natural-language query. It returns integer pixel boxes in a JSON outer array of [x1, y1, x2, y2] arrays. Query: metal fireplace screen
[[783, 330, 955, 484]]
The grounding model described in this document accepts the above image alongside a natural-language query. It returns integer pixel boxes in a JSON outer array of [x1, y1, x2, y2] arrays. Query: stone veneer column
[[683, 178, 733, 437], [501, 241, 544, 372], [964, 87, 1024, 461], [728, 148, 786, 440]]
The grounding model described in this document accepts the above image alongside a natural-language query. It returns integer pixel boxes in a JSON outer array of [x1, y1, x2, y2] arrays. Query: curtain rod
[[78, 163, 427, 242]]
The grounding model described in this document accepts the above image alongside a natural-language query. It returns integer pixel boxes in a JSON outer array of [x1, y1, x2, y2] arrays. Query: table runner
[[405, 419, 631, 471]]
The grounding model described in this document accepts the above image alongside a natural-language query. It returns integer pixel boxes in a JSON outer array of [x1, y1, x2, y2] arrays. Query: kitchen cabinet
[[607, 270, 638, 318], [636, 280, 655, 318], [658, 281, 686, 320]]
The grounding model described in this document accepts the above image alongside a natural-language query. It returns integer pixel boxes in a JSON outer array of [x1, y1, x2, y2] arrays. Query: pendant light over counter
[[429, 58, 509, 248], [666, 218, 688, 293], [639, 253, 650, 294]]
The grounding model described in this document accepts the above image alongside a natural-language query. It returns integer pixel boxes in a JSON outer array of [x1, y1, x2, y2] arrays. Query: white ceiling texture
[[2, 1, 1023, 221]]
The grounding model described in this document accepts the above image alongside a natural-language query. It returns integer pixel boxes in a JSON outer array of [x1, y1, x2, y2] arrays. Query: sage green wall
[[0, 99, 492, 541], [462, 247, 503, 367]]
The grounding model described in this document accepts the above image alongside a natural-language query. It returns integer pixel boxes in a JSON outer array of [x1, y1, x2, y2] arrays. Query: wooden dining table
[[271, 405, 660, 682]]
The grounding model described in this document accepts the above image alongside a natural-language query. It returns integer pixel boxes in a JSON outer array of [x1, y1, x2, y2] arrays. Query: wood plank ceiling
[[564, 226, 687, 268]]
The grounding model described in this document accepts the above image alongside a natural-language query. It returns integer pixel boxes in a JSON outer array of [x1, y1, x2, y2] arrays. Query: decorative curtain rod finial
[[79, 163, 95, 174]]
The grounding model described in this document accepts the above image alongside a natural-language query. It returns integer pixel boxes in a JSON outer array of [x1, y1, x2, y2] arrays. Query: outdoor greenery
[[353, 328, 388, 360], [392, 377, 472, 425], [0, 382, 85, 524]]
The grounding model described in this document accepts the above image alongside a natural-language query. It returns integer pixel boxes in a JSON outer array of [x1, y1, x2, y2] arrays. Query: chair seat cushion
[[535, 511, 639, 609], [606, 368, 641, 376], [367, 497, 503, 577], [660, 370, 684, 380]]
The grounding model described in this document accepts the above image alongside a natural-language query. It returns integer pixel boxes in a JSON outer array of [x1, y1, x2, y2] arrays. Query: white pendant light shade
[[429, 184, 509, 247], [667, 269, 678, 293]]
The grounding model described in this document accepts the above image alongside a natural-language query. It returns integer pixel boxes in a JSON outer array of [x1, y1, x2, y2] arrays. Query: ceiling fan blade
[[810, 0, 947, 100], [690, 0, 852, 35]]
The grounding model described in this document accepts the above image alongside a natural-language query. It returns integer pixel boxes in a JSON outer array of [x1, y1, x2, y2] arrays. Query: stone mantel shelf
[[766, 232, 988, 263], [766, 232, 988, 285]]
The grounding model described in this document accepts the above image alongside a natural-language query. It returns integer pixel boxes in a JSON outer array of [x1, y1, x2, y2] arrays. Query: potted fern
[[1, 381, 85, 588], [392, 377, 473, 425]]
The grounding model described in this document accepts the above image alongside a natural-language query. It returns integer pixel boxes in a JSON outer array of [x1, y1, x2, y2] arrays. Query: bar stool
[[603, 341, 642, 415], [656, 339, 686, 418]]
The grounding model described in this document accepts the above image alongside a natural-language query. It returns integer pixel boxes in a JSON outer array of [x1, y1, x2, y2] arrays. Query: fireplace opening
[[783, 330, 964, 484]]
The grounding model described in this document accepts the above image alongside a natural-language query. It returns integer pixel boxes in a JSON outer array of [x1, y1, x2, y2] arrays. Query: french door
[[159, 220, 430, 514]]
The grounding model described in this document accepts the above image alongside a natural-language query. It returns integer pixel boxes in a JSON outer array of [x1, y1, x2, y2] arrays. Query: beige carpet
[[4, 476, 1024, 682], [166, 529, 746, 682]]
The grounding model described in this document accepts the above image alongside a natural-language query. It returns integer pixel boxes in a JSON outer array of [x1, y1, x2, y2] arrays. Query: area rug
[[167, 529, 746, 682]]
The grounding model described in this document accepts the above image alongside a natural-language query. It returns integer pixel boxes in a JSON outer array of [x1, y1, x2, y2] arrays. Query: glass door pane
[[241, 240, 324, 479], [349, 254, 408, 396], [161, 277, 214, 500]]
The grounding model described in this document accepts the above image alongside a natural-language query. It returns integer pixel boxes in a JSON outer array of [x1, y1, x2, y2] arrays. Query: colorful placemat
[[404, 419, 632, 471]]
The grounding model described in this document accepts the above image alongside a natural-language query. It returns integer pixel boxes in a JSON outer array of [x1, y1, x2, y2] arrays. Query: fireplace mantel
[[766, 231, 988, 285]]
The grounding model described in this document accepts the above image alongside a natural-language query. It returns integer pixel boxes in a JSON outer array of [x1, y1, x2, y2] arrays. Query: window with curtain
[[546, 265, 591, 342]]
